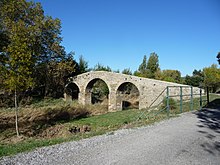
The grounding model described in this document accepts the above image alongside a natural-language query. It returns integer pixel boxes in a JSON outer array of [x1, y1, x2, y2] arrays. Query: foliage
[[135, 55, 148, 77], [122, 68, 132, 75], [2, 93, 218, 157], [134, 53, 160, 78], [155, 69, 181, 83], [93, 63, 112, 72], [146, 52, 160, 78], [78, 55, 89, 74], [0, 107, 168, 157], [0, 0, 76, 136], [91, 80, 109, 104], [0, 0, 78, 100], [33, 52, 77, 98], [0, 0, 59, 90], [138, 55, 148, 74], [161, 97, 177, 110], [184, 69, 204, 87], [203, 64, 220, 92]]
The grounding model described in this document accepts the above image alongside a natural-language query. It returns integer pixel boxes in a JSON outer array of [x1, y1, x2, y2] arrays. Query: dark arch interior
[[65, 83, 79, 100], [86, 78, 109, 105], [117, 82, 139, 110]]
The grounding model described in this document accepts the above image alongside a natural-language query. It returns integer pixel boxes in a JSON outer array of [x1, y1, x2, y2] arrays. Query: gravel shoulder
[[1, 108, 220, 165]]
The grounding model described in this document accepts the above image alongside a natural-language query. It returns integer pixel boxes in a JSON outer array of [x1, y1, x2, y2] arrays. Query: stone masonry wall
[[65, 71, 204, 111]]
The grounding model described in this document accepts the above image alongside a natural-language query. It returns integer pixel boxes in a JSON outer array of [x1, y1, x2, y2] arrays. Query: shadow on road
[[196, 99, 220, 156]]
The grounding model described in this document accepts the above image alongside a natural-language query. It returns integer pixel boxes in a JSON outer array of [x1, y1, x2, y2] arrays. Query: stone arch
[[85, 78, 110, 105], [64, 82, 80, 101], [116, 82, 140, 110]]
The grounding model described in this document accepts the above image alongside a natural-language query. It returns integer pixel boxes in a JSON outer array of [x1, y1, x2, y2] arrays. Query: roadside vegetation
[[0, 94, 219, 158]]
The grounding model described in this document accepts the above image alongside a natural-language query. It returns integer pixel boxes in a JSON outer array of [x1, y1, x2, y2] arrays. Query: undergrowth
[[0, 94, 219, 158]]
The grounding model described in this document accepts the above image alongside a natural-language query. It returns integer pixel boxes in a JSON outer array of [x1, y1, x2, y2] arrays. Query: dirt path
[[1, 108, 220, 165]]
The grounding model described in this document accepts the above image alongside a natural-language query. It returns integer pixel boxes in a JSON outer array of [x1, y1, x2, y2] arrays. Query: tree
[[0, 0, 66, 136], [185, 69, 204, 87], [156, 70, 181, 83], [146, 52, 159, 78], [78, 55, 89, 74], [217, 52, 220, 65], [93, 63, 112, 72], [134, 53, 160, 78], [134, 55, 148, 77], [48, 52, 77, 98], [122, 68, 132, 75], [203, 64, 220, 92]]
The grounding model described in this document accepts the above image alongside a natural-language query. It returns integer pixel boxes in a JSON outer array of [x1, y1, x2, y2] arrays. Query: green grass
[[0, 138, 65, 157], [0, 93, 219, 158], [0, 109, 167, 158]]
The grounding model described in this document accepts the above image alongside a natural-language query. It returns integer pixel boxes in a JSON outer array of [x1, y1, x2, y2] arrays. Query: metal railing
[[136, 86, 207, 121]]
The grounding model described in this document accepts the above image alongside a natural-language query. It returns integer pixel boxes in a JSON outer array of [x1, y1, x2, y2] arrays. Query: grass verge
[[0, 94, 219, 158]]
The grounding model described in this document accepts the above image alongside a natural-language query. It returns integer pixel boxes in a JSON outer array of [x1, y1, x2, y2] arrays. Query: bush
[[161, 97, 177, 110]]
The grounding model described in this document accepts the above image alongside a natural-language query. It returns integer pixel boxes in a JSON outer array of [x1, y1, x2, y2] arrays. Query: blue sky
[[35, 0, 220, 76]]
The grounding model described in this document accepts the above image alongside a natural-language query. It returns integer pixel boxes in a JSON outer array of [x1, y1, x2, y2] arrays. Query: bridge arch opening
[[85, 78, 109, 106], [65, 83, 80, 100], [116, 82, 139, 110]]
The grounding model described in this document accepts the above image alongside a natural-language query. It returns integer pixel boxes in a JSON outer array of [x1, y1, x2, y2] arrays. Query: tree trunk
[[15, 89, 19, 137]]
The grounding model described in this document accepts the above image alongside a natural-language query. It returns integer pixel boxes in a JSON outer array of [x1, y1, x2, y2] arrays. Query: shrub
[[161, 97, 177, 110]]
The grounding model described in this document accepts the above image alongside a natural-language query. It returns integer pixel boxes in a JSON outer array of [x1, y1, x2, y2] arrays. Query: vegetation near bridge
[[0, 0, 220, 158]]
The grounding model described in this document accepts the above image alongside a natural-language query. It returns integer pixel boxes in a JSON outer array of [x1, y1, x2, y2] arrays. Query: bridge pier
[[108, 91, 117, 111], [78, 92, 85, 105]]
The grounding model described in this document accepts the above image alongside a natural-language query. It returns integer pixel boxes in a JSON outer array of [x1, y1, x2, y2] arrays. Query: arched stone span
[[65, 71, 202, 111], [65, 82, 80, 101], [85, 78, 109, 105], [116, 82, 140, 110]]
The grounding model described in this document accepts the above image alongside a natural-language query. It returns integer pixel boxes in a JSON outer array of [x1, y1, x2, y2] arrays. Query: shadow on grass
[[196, 98, 220, 156]]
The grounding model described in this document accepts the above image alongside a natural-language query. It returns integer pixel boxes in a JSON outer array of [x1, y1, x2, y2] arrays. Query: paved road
[[1, 108, 220, 165]]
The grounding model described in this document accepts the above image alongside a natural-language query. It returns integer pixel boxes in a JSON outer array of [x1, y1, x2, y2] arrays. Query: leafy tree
[[91, 80, 109, 104], [134, 55, 148, 77], [192, 69, 203, 77], [138, 55, 148, 77], [0, 0, 67, 135], [134, 53, 160, 78], [122, 68, 132, 75], [146, 52, 160, 78], [185, 69, 204, 87], [156, 70, 181, 83], [78, 55, 89, 74], [138, 55, 147, 73], [203, 64, 220, 92]]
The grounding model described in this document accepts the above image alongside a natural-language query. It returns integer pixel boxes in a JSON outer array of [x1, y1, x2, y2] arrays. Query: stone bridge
[[64, 71, 201, 111]]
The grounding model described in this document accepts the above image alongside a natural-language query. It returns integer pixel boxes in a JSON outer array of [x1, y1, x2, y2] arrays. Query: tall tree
[[203, 64, 220, 92], [0, 0, 66, 136], [184, 69, 204, 87], [134, 55, 148, 77], [138, 55, 147, 76], [78, 55, 89, 74], [146, 52, 159, 78]]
